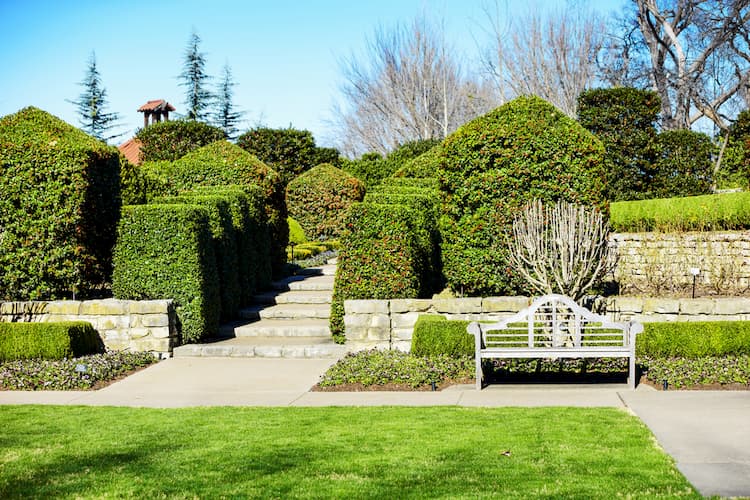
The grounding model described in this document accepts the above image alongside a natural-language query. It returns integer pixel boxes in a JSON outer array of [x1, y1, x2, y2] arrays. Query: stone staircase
[[173, 260, 346, 359]]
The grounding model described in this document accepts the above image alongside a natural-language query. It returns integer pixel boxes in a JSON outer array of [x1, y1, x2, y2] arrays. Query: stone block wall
[[345, 296, 750, 352], [344, 296, 531, 351], [0, 299, 177, 356], [612, 231, 750, 296]]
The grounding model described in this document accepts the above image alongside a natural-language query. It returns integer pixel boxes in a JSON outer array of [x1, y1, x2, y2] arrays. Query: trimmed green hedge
[[0, 107, 121, 300], [159, 195, 240, 320], [286, 163, 365, 240], [392, 145, 442, 179], [411, 315, 474, 358], [112, 205, 220, 343], [165, 141, 288, 277], [0, 322, 103, 361], [637, 321, 750, 358], [610, 191, 750, 232], [439, 96, 607, 296], [378, 177, 440, 190], [135, 120, 226, 162], [288, 217, 307, 245], [330, 203, 422, 339]]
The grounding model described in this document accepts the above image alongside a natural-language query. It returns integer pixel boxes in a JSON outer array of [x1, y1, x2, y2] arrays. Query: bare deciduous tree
[[482, 3, 605, 117], [633, 0, 750, 131], [508, 200, 614, 301], [332, 16, 496, 157]]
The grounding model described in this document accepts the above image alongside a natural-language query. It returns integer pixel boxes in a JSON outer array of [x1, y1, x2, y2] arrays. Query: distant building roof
[[118, 137, 143, 165], [137, 99, 175, 112]]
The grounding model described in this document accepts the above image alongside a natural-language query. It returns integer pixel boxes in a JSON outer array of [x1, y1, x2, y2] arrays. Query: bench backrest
[[469, 294, 641, 349]]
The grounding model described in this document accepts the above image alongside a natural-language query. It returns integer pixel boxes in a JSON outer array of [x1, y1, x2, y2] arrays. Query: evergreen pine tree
[[212, 63, 244, 140], [179, 30, 212, 121], [69, 52, 122, 142]]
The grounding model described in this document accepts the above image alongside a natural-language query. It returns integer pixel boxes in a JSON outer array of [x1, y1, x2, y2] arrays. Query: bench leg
[[475, 356, 482, 390], [628, 355, 636, 390]]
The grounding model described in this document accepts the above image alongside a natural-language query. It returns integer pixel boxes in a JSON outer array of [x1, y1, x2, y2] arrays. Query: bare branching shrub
[[508, 200, 614, 301]]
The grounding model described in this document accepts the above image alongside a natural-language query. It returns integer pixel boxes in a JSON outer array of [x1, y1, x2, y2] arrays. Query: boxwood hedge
[[163, 141, 288, 277], [135, 119, 226, 162], [637, 321, 750, 358], [0, 321, 104, 361], [286, 163, 365, 240], [158, 195, 240, 320], [411, 315, 474, 358], [439, 96, 607, 297], [0, 107, 121, 300], [112, 204, 220, 343], [330, 203, 421, 339]]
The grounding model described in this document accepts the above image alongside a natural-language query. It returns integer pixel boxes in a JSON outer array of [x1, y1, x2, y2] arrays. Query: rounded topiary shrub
[[156, 140, 288, 277], [392, 144, 442, 179], [439, 95, 607, 297], [135, 119, 226, 162], [286, 163, 365, 240], [0, 106, 121, 300]]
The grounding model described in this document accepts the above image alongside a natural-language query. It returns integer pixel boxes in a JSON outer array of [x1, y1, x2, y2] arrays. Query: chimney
[[137, 99, 176, 128]]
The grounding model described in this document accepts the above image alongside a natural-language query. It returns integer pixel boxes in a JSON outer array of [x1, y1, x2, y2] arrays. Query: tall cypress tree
[[179, 30, 212, 121], [212, 63, 244, 140], [69, 52, 122, 142]]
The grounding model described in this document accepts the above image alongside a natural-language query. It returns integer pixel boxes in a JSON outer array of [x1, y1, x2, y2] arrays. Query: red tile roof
[[118, 137, 143, 165], [137, 99, 175, 112]]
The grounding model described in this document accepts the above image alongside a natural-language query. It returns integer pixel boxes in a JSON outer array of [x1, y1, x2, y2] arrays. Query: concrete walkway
[[1, 357, 748, 497]]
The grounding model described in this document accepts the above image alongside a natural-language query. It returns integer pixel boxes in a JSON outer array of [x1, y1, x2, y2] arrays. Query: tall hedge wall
[[165, 141, 288, 277], [330, 203, 421, 339], [0, 107, 121, 300], [439, 96, 607, 297], [286, 163, 365, 240], [112, 204, 220, 343], [159, 195, 240, 320]]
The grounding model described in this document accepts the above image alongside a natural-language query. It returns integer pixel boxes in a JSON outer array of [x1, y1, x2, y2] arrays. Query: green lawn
[[0, 406, 697, 498]]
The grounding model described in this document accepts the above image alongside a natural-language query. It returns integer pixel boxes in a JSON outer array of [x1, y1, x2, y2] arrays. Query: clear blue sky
[[0, 0, 623, 147]]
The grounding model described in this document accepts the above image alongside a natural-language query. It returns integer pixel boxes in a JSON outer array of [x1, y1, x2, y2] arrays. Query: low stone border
[[344, 296, 750, 351], [0, 299, 177, 356]]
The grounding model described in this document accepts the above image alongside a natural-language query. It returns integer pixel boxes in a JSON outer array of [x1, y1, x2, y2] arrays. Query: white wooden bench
[[467, 294, 642, 390]]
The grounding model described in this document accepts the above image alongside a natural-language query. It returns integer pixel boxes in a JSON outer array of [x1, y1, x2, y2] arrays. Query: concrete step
[[172, 336, 346, 359], [231, 319, 331, 337], [272, 275, 334, 292], [254, 290, 332, 305], [260, 303, 330, 320]]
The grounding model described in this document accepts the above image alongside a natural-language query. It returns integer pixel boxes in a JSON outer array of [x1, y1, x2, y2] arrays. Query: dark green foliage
[[440, 96, 607, 297], [610, 191, 750, 232], [165, 140, 288, 277], [0, 107, 122, 300], [637, 321, 750, 358], [159, 195, 240, 320], [411, 315, 474, 358], [179, 30, 212, 121], [119, 155, 147, 205], [236, 127, 340, 185], [578, 88, 661, 201], [0, 322, 103, 361], [330, 203, 422, 338], [112, 205, 220, 343], [716, 110, 750, 189], [343, 140, 439, 188], [648, 130, 715, 198], [392, 144, 442, 179], [135, 120, 225, 162], [193, 185, 271, 301], [286, 163, 365, 240], [640, 356, 750, 389], [363, 188, 442, 294]]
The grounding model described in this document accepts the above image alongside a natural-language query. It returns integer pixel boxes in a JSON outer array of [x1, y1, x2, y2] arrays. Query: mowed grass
[[0, 406, 697, 498]]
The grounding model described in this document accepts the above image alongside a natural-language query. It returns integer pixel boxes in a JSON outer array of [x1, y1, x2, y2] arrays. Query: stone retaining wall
[[345, 296, 750, 351], [0, 299, 177, 356], [612, 231, 750, 296]]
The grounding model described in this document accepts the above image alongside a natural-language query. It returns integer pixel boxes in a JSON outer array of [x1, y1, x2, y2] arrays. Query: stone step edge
[[173, 343, 347, 359]]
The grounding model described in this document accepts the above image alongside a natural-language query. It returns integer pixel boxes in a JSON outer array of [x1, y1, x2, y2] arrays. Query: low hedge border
[[0, 322, 103, 361], [411, 315, 473, 357], [637, 321, 750, 358], [610, 191, 750, 232]]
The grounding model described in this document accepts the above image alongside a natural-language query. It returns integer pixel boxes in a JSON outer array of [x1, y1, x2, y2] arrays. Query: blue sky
[[0, 0, 623, 147]]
